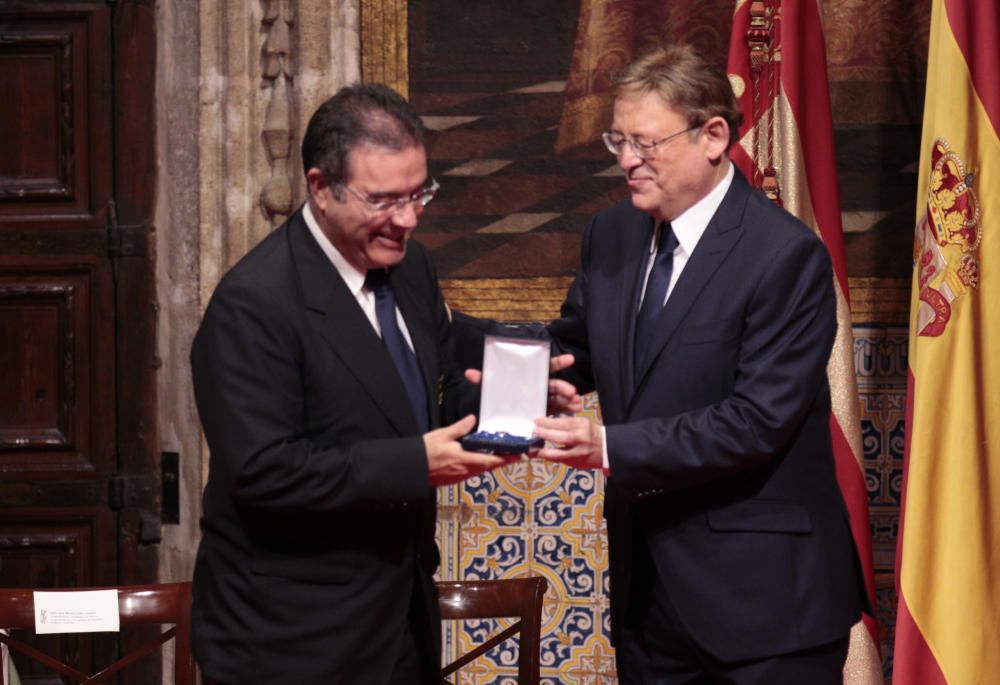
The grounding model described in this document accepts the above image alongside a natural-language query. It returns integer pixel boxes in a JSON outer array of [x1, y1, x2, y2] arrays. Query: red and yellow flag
[[726, 2, 882, 682], [895, 0, 1000, 682]]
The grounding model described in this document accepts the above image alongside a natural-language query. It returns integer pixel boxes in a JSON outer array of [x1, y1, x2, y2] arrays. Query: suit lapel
[[632, 173, 751, 386], [290, 213, 419, 436]]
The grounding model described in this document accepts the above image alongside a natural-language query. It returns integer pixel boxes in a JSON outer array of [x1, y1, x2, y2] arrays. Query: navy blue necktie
[[366, 269, 429, 432], [634, 223, 679, 374]]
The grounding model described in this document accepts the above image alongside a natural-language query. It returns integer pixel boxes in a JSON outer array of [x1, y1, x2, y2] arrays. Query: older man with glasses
[[459, 43, 869, 684], [189, 83, 577, 685]]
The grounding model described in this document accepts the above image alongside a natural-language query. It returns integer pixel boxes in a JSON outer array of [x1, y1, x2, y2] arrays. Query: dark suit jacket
[[546, 168, 867, 661], [190, 207, 475, 683]]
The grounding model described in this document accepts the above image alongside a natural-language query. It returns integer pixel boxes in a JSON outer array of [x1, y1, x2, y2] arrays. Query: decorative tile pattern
[[854, 327, 908, 677], [438, 330, 908, 681], [854, 327, 908, 578], [875, 575, 899, 680], [437, 393, 616, 683]]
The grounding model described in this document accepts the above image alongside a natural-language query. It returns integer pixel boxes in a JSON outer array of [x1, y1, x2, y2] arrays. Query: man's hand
[[464, 353, 582, 415], [532, 415, 604, 470], [545, 354, 582, 415], [424, 415, 518, 487]]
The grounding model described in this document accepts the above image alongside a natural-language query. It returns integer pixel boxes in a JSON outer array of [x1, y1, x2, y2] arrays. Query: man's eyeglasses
[[601, 126, 700, 160], [340, 178, 440, 214]]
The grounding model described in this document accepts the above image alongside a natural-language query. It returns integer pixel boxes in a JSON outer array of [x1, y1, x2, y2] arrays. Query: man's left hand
[[545, 353, 582, 414], [532, 415, 603, 470]]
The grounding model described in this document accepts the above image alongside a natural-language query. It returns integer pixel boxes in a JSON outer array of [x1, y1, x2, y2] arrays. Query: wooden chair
[[437, 576, 547, 685], [0, 581, 195, 685]]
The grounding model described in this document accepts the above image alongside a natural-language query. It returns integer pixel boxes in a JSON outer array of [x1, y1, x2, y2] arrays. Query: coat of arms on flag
[[915, 138, 982, 337]]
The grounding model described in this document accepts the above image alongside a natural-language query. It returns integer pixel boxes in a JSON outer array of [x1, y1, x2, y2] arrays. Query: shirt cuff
[[601, 425, 610, 476]]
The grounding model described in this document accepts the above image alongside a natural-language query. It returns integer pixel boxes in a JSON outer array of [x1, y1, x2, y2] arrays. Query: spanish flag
[[726, 2, 882, 682], [894, 0, 1000, 682]]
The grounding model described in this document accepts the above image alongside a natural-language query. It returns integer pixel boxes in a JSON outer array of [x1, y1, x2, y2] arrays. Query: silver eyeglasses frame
[[340, 178, 440, 214], [601, 126, 700, 160]]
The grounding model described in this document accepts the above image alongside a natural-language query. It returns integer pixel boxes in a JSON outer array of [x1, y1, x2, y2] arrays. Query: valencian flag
[[894, 0, 1000, 682], [725, 1, 882, 682]]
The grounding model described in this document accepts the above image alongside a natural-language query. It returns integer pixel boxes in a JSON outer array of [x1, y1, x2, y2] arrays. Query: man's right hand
[[424, 414, 517, 486]]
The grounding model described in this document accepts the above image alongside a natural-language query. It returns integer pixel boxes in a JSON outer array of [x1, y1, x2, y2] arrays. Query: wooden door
[[0, 0, 158, 681]]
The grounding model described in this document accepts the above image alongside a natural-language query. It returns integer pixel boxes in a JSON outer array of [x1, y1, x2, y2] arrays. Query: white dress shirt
[[639, 161, 735, 306], [302, 202, 416, 350], [603, 162, 736, 472]]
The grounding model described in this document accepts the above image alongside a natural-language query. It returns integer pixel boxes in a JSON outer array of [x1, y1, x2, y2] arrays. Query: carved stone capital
[[198, 0, 362, 301]]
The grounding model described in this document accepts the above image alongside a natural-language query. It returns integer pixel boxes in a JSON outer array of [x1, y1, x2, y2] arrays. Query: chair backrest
[[436, 576, 547, 685], [0, 582, 195, 685]]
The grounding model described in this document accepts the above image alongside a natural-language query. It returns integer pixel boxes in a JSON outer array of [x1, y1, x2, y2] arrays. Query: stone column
[[156, 0, 361, 583], [198, 0, 362, 304]]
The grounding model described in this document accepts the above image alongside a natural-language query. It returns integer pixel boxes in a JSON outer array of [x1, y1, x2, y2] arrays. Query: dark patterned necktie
[[634, 223, 679, 374], [366, 269, 429, 432]]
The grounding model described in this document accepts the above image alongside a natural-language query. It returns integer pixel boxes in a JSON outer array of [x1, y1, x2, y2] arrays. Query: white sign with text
[[33, 590, 120, 634]]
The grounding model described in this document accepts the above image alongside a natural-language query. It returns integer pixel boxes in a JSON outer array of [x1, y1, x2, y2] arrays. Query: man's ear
[[701, 116, 731, 162], [306, 168, 343, 210]]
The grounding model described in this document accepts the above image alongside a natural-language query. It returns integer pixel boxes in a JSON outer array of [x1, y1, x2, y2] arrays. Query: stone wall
[[155, 0, 362, 584]]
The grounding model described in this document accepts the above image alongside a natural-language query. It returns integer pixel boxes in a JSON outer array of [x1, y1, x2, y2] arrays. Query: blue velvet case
[[459, 431, 544, 454]]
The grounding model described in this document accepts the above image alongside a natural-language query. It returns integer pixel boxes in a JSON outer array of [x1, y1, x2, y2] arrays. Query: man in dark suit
[[528, 45, 868, 683], [189, 84, 576, 684]]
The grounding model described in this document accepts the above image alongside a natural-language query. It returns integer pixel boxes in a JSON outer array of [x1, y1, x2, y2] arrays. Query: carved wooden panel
[[0, 4, 111, 226], [0, 510, 114, 685], [0, 1, 159, 649], [0, 0, 158, 611], [0, 259, 113, 476], [0, 28, 73, 200], [0, 515, 95, 587]]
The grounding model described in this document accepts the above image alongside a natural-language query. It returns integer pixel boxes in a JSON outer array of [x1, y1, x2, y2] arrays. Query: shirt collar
[[664, 161, 735, 256], [302, 201, 368, 297]]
